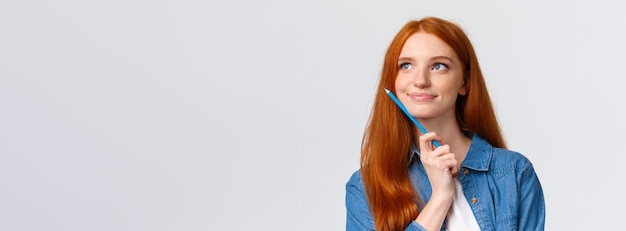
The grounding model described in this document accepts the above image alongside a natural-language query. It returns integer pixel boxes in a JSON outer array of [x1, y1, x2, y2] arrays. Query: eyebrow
[[397, 56, 455, 64], [397, 57, 414, 63]]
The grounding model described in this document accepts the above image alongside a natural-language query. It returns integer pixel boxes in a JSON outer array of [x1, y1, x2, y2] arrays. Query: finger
[[449, 163, 459, 176], [432, 136, 445, 149], [434, 144, 450, 157], [419, 132, 440, 152], [430, 136, 444, 150], [446, 155, 459, 175]]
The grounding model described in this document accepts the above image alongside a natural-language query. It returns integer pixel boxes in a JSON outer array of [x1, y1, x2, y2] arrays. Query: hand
[[419, 132, 458, 198]]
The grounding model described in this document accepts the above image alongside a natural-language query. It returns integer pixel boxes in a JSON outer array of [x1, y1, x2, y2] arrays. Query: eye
[[431, 63, 449, 71], [399, 62, 413, 70]]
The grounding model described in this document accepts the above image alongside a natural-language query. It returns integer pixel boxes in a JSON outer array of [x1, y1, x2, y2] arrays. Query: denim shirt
[[345, 134, 545, 231]]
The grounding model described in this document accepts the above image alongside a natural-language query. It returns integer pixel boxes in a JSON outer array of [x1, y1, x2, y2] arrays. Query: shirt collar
[[409, 132, 493, 171]]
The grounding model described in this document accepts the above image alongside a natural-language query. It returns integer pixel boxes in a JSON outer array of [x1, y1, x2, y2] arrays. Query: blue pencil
[[384, 88, 441, 148]]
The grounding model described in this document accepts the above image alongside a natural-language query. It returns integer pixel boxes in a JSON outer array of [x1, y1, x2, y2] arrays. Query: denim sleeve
[[405, 221, 427, 231], [346, 171, 375, 231], [517, 163, 546, 231], [345, 171, 427, 231]]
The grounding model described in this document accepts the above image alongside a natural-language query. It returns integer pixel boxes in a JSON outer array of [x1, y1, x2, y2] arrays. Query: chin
[[410, 114, 435, 119]]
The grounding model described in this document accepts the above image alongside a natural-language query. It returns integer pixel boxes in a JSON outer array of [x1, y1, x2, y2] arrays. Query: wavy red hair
[[360, 16, 506, 230]]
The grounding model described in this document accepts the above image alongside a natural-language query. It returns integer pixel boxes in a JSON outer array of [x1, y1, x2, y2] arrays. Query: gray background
[[1, 0, 624, 230]]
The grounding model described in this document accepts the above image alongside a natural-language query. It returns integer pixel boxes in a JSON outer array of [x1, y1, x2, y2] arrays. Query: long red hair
[[360, 16, 506, 230]]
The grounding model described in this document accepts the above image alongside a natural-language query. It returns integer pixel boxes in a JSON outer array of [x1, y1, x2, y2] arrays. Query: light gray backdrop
[[1, 0, 624, 230]]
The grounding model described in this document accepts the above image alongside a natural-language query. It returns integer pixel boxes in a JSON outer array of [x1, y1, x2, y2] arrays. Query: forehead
[[399, 32, 457, 59]]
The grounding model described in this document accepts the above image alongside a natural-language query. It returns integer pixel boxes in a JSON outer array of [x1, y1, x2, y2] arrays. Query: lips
[[408, 93, 436, 101]]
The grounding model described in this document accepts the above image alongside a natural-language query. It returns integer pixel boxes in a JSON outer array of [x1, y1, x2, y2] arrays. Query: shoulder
[[492, 147, 531, 164], [346, 169, 364, 188], [492, 147, 533, 166], [467, 134, 534, 175], [345, 169, 368, 209], [470, 133, 534, 169], [490, 147, 536, 179]]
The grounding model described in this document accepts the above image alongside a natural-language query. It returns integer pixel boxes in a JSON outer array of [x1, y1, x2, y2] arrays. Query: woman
[[345, 17, 545, 231]]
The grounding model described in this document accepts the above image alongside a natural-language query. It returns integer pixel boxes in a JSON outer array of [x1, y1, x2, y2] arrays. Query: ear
[[458, 86, 468, 96], [458, 78, 468, 96]]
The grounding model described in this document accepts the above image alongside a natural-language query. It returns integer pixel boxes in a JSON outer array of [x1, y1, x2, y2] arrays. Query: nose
[[412, 68, 430, 88]]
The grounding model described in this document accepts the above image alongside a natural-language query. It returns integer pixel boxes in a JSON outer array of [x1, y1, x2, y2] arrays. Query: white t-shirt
[[445, 179, 481, 231]]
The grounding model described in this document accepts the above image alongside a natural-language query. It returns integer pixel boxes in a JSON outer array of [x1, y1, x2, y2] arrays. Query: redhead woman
[[345, 17, 545, 231]]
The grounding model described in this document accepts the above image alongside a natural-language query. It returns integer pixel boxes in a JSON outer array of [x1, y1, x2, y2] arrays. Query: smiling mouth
[[409, 93, 436, 101]]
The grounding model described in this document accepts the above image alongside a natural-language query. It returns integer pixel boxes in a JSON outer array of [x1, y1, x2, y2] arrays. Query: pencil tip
[[384, 88, 390, 93]]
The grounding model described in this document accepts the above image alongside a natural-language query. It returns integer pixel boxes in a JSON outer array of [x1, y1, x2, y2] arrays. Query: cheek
[[437, 79, 465, 99], [394, 77, 413, 104], [394, 76, 409, 91], [444, 76, 465, 93], [394, 79, 401, 91]]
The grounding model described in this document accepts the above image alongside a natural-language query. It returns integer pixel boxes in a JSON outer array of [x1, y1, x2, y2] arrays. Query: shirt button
[[471, 198, 478, 204], [463, 169, 469, 175]]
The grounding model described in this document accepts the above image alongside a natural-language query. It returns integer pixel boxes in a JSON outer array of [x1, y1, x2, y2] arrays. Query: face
[[394, 31, 467, 120]]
